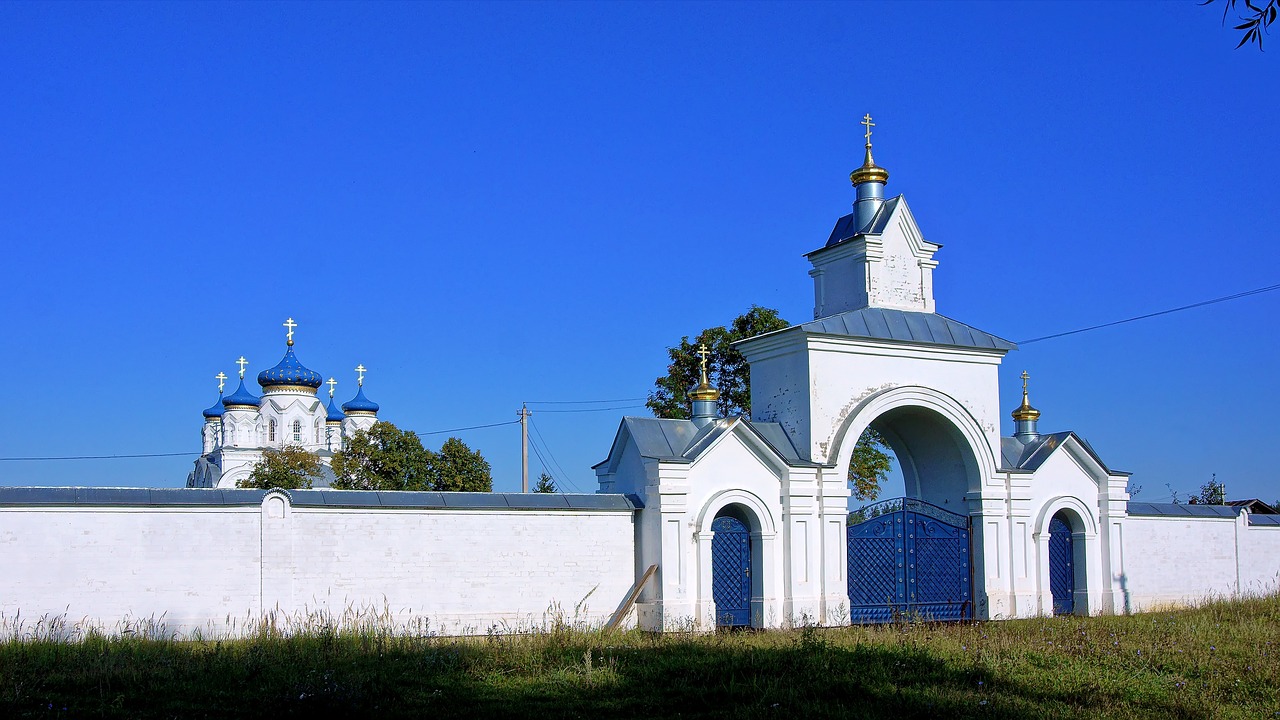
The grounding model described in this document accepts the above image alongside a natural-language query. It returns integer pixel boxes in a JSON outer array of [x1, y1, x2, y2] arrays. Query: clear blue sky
[[1, 2, 1275, 504]]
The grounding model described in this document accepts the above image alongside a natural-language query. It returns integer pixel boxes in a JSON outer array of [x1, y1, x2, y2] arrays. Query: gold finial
[[327, 377, 338, 398], [283, 317, 297, 346], [1012, 370, 1041, 422], [355, 364, 367, 387], [236, 356, 249, 379], [850, 112, 889, 186], [689, 343, 720, 402], [216, 371, 228, 394]]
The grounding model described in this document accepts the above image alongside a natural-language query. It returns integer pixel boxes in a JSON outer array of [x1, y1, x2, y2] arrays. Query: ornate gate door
[[1048, 513, 1075, 615], [712, 515, 751, 627], [847, 498, 971, 623]]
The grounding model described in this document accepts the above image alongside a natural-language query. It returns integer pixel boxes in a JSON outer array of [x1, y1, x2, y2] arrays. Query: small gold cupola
[[689, 343, 721, 428], [1011, 370, 1041, 441], [849, 113, 890, 233]]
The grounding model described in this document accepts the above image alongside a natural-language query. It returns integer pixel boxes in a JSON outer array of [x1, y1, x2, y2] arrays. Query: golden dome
[[850, 145, 889, 186]]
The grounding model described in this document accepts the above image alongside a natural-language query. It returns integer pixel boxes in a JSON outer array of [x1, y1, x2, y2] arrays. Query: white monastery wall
[[1118, 514, 1280, 611], [0, 490, 637, 638]]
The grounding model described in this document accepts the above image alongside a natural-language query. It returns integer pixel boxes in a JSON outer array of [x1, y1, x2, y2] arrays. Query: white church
[[2, 121, 1277, 637], [186, 320, 383, 489]]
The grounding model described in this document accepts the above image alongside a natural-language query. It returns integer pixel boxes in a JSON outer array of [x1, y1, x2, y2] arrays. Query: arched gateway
[[597, 120, 1133, 630]]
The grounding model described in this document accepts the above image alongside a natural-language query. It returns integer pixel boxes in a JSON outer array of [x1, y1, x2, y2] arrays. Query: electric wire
[[523, 397, 645, 405], [533, 404, 645, 413], [528, 418, 583, 492], [1016, 282, 1280, 345]]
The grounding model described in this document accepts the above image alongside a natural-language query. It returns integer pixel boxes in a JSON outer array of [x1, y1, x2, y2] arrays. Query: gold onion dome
[[849, 144, 889, 186], [688, 343, 720, 402], [1011, 371, 1040, 422]]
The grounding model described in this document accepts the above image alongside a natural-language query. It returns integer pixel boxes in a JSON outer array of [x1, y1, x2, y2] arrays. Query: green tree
[[331, 421, 434, 491], [646, 305, 789, 419], [238, 445, 323, 490], [649, 305, 894, 501], [533, 472, 557, 493], [1203, 0, 1276, 49], [430, 437, 493, 492], [1189, 474, 1227, 505]]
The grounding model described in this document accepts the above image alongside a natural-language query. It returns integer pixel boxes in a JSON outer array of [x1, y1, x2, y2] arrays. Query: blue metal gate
[[711, 515, 751, 627], [847, 498, 971, 623], [1049, 513, 1075, 615]]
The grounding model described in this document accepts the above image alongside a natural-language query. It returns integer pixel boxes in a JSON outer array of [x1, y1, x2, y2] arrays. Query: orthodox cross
[[861, 113, 875, 146], [236, 356, 249, 379], [1020, 370, 1031, 398], [283, 317, 297, 346], [216, 371, 228, 394], [355, 364, 367, 386], [696, 343, 710, 383], [327, 377, 338, 398]]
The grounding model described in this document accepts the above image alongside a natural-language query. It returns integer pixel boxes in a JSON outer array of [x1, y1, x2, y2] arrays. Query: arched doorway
[[1048, 512, 1075, 615], [837, 393, 989, 623], [711, 508, 752, 628]]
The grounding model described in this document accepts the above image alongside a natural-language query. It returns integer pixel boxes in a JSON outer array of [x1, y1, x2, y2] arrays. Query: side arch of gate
[[847, 497, 972, 623]]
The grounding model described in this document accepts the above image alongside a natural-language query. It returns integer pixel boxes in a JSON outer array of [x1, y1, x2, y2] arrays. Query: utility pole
[[519, 404, 531, 492]]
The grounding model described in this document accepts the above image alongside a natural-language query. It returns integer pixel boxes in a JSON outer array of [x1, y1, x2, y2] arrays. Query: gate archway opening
[[838, 393, 989, 624]]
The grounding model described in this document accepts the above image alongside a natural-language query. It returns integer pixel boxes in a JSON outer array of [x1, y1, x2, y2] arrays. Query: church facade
[[187, 320, 382, 489]]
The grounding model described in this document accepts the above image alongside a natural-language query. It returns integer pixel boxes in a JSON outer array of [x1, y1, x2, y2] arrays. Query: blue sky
[[0, 2, 1276, 504]]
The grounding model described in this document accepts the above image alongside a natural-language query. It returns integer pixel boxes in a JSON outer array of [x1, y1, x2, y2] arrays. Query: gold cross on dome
[[861, 113, 875, 146], [696, 344, 711, 381], [1020, 370, 1030, 394], [327, 377, 338, 398], [216, 371, 228, 393], [283, 317, 298, 346], [355, 364, 367, 387], [236, 356, 249, 379]]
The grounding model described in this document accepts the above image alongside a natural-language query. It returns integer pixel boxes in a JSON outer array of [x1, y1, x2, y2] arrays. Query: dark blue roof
[[799, 308, 1016, 352], [257, 346, 324, 389], [1127, 502, 1243, 519], [342, 385, 379, 414], [221, 378, 260, 408], [823, 196, 902, 247], [326, 396, 345, 422], [202, 393, 225, 419]]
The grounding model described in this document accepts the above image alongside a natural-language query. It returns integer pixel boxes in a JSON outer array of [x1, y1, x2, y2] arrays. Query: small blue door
[[1049, 513, 1075, 615], [712, 515, 751, 627]]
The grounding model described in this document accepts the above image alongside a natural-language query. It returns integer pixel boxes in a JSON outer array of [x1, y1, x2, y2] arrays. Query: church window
[[269, 419, 276, 442], [293, 419, 302, 442]]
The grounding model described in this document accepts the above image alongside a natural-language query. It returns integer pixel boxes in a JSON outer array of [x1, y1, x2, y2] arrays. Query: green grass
[[2, 596, 1278, 719]]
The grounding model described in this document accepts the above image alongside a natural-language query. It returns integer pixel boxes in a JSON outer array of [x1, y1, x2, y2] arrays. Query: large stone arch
[[828, 385, 998, 509]]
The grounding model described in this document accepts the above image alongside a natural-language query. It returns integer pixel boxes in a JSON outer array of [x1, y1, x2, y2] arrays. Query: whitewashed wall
[[1121, 512, 1280, 612], [0, 489, 637, 638]]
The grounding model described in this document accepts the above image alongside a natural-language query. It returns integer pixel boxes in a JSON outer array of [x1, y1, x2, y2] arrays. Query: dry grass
[[2, 595, 1278, 718]]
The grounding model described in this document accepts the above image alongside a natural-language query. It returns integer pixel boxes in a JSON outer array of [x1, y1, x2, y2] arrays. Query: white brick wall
[[0, 496, 636, 638]]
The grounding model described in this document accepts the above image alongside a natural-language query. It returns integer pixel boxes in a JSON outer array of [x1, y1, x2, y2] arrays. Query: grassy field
[[2, 596, 1277, 719]]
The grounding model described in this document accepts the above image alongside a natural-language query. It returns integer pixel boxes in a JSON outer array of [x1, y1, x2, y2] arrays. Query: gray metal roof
[[595, 416, 821, 469], [1126, 502, 1243, 518], [1000, 432, 1128, 476], [799, 308, 1015, 352], [822, 196, 902, 247], [0, 487, 638, 511], [1248, 514, 1280, 526]]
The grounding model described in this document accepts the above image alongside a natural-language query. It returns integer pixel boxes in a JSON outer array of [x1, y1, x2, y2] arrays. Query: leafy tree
[[646, 305, 789, 419], [430, 437, 493, 492], [238, 445, 323, 490], [1203, 0, 1276, 50], [849, 428, 894, 501], [649, 305, 894, 501], [1189, 474, 1226, 505], [533, 472, 557, 493], [331, 421, 434, 491]]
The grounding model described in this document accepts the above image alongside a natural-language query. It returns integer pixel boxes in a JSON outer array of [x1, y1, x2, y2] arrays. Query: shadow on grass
[[0, 627, 1221, 720]]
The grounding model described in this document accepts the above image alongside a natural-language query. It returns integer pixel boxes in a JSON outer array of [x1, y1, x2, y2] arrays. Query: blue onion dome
[[202, 394, 225, 420], [326, 396, 346, 423], [341, 385, 380, 415], [257, 346, 324, 392], [222, 378, 261, 409]]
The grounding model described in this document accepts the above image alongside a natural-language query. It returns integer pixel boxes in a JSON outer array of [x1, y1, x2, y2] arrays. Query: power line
[[529, 418, 583, 493], [1017, 282, 1280, 345], [0, 452, 191, 462], [534, 404, 646, 414], [418, 419, 520, 436], [524, 397, 646, 405]]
